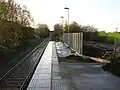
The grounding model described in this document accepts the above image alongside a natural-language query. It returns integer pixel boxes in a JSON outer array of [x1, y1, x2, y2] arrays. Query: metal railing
[[62, 32, 83, 55]]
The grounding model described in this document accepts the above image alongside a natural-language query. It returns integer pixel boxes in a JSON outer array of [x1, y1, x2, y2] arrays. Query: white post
[[80, 32, 83, 55], [61, 16, 64, 41], [68, 9, 70, 46], [64, 7, 70, 46], [114, 38, 117, 53]]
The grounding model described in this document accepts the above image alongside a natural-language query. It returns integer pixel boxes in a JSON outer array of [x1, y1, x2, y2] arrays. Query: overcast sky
[[15, 0, 120, 32]]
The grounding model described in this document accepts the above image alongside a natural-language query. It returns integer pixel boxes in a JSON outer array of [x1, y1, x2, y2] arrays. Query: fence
[[62, 32, 83, 55]]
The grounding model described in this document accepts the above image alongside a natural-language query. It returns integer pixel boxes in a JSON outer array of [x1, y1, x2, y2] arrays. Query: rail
[[0, 38, 49, 90]]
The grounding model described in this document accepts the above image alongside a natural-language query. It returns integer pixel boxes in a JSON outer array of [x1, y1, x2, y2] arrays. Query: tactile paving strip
[[51, 43, 70, 90]]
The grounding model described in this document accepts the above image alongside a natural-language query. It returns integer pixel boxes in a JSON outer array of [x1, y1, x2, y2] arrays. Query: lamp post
[[61, 16, 64, 39], [64, 7, 70, 46], [114, 27, 118, 60]]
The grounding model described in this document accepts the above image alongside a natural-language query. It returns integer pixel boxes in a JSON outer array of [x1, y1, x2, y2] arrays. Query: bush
[[0, 19, 35, 49], [102, 51, 120, 63]]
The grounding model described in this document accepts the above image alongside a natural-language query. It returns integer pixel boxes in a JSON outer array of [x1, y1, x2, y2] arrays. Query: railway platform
[[27, 41, 65, 90], [27, 41, 120, 90], [27, 41, 72, 90]]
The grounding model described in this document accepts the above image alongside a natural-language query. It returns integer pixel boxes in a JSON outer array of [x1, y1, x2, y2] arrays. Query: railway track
[[0, 38, 49, 90], [84, 41, 117, 51]]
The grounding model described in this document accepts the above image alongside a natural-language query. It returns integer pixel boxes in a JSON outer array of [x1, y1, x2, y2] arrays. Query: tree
[[82, 25, 98, 32], [64, 21, 82, 33], [64, 22, 68, 33], [0, 0, 35, 48], [0, 0, 34, 26], [69, 21, 82, 33], [53, 23, 63, 37], [36, 24, 49, 38], [19, 5, 34, 27], [0, 20, 24, 48]]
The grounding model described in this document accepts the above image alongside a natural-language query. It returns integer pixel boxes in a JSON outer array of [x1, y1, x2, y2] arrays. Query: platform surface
[[56, 42, 120, 90], [27, 41, 120, 90], [27, 41, 53, 90], [56, 42, 71, 57]]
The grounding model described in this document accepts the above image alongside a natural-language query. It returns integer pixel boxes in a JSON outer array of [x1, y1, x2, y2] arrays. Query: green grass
[[98, 32, 120, 39], [96, 32, 120, 44]]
